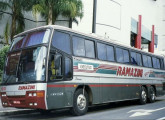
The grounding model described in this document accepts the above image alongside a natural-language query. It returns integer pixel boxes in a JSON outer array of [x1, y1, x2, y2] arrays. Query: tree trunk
[[69, 18, 73, 28], [48, 3, 53, 25], [11, 2, 16, 41]]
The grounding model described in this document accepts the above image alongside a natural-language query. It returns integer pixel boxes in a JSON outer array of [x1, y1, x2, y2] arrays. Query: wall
[[72, 0, 165, 51]]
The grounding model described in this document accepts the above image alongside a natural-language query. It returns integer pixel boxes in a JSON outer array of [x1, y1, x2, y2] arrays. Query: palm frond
[[3, 21, 10, 44]]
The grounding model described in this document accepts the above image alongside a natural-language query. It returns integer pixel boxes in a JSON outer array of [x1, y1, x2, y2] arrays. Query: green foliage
[[0, 0, 34, 42], [0, 45, 9, 82], [32, 0, 84, 25]]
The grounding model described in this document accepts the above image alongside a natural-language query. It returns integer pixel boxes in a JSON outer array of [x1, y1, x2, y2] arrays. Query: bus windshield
[[10, 29, 50, 51], [2, 46, 47, 84]]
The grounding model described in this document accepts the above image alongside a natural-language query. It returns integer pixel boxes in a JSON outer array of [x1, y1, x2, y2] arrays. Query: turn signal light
[[37, 92, 44, 97]]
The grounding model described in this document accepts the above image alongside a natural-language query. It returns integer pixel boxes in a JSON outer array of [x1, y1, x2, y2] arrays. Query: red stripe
[[47, 84, 163, 88], [89, 84, 140, 87], [47, 85, 75, 88]]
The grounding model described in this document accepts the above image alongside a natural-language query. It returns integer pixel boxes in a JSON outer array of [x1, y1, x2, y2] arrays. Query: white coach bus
[[0, 25, 165, 116]]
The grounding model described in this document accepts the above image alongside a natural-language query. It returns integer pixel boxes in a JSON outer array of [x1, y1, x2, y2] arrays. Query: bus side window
[[123, 49, 129, 64], [148, 56, 152, 68], [49, 53, 63, 80], [116, 48, 123, 63], [97, 43, 106, 60], [157, 58, 160, 69], [52, 31, 71, 54], [152, 57, 157, 68], [107, 45, 115, 62], [73, 36, 85, 57], [85, 40, 95, 58], [160, 58, 164, 69], [137, 53, 142, 66], [65, 57, 72, 79], [131, 52, 137, 65], [143, 55, 148, 67]]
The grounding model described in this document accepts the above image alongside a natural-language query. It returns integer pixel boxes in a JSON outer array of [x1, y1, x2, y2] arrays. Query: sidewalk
[[0, 99, 35, 115]]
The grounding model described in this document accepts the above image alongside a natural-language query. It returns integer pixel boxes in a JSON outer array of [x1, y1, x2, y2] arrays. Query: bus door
[[47, 51, 73, 109]]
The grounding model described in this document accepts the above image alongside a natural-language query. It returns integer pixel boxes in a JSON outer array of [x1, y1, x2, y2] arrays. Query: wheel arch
[[75, 85, 93, 105]]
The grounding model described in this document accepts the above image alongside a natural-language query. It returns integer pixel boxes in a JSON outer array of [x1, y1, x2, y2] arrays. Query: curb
[[0, 109, 37, 116]]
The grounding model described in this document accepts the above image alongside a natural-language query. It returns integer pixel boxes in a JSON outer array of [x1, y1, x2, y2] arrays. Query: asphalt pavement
[[0, 96, 165, 120]]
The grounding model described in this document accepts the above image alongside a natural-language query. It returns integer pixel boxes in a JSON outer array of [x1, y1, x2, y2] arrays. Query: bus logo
[[18, 85, 36, 90], [117, 66, 143, 77]]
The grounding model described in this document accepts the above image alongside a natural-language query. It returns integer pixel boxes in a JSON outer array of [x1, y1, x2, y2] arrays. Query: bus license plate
[[13, 101, 20, 104]]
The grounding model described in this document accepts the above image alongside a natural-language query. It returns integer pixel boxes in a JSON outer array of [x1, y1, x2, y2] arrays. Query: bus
[[0, 25, 165, 116]]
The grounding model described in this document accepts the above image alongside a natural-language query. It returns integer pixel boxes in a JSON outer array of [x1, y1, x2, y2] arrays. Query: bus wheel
[[71, 89, 89, 116], [139, 86, 147, 105], [148, 86, 156, 103]]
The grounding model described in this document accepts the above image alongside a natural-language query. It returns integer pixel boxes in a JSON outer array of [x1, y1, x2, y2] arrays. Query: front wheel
[[71, 89, 89, 116], [148, 86, 156, 103], [139, 86, 147, 105]]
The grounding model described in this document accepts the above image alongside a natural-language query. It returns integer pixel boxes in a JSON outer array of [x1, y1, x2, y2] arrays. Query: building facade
[[0, 0, 165, 54], [72, 0, 165, 54]]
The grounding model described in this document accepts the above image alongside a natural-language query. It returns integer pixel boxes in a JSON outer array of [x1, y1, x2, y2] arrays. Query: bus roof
[[15, 25, 163, 58]]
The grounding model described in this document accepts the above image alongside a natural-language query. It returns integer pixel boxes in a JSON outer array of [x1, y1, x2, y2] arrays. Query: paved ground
[[0, 96, 165, 120]]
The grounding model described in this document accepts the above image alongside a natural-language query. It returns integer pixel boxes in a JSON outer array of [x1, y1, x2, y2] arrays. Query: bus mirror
[[54, 54, 62, 69]]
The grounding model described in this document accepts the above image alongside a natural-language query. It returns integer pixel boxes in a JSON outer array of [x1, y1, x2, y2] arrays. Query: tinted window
[[131, 52, 137, 65], [65, 57, 72, 78], [11, 29, 50, 51], [73, 36, 85, 56], [160, 59, 164, 69], [85, 40, 95, 58], [116, 48, 123, 63], [137, 53, 142, 66], [116, 48, 129, 63], [157, 58, 160, 69], [152, 57, 157, 68], [107, 45, 115, 61], [123, 50, 129, 63], [143, 55, 148, 67], [148, 56, 152, 67], [97, 43, 106, 60], [52, 32, 71, 54]]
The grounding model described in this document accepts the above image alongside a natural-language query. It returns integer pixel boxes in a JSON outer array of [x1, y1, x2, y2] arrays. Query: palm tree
[[32, 0, 83, 27], [0, 0, 33, 42]]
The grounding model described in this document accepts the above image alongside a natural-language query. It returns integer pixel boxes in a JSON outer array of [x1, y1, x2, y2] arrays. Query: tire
[[71, 88, 89, 116], [148, 86, 156, 103], [139, 86, 147, 105]]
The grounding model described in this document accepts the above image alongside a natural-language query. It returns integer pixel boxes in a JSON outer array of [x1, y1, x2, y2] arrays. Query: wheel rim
[[142, 90, 147, 102], [151, 89, 155, 101], [77, 94, 86, 110]]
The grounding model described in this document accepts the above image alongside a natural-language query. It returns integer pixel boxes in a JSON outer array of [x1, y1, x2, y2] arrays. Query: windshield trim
[[10, 28, 53, 52]]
